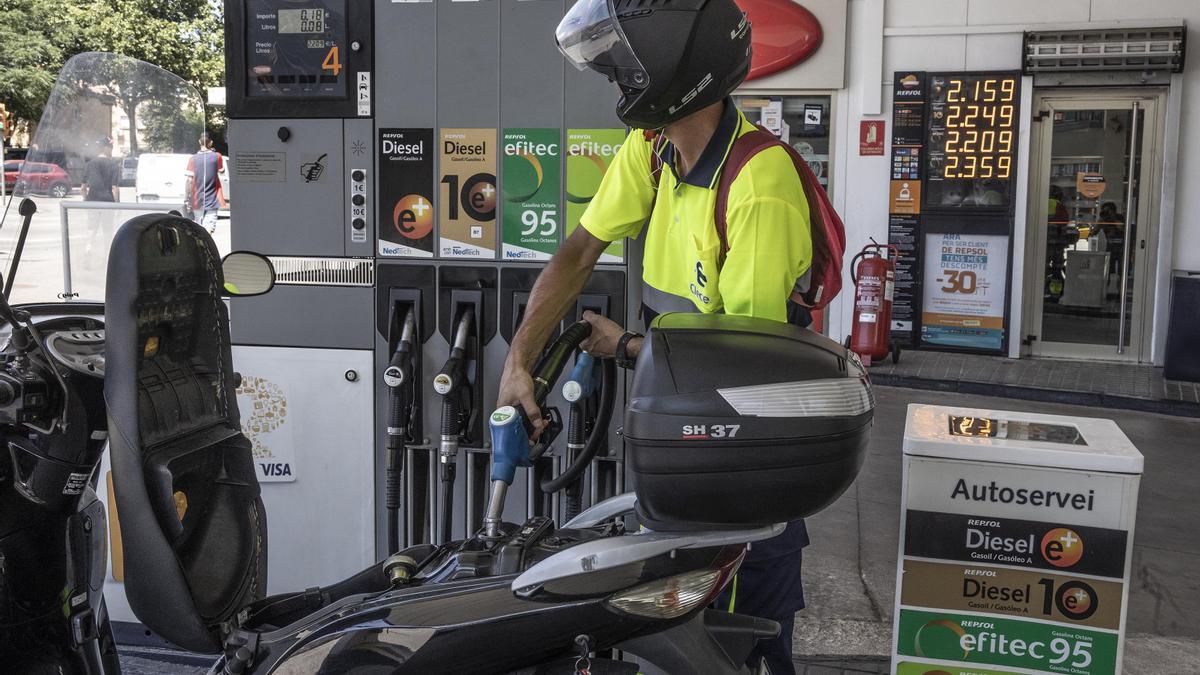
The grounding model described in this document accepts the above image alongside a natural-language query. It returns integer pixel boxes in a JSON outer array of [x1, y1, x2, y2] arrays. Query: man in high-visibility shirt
[[495, 2, 813, 671]]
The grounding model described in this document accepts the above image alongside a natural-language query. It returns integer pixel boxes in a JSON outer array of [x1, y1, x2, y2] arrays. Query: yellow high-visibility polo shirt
[[580, 101, 812, 323]]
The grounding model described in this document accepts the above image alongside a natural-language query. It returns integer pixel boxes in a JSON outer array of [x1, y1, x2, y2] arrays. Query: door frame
[[1022, 88, 1167, 362]]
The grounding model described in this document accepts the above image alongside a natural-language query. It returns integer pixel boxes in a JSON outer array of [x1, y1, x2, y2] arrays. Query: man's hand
[[496, 359, 546, 437], [580, 310, 627, 358]]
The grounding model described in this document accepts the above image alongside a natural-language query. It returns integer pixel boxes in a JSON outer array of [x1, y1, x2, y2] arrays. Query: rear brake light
[[606, 547, 745, 619]]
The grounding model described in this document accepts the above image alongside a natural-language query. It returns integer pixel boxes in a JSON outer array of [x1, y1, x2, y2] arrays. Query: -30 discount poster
[[502, 128, 560, 260], [378, 128, 435, 258], [566, 129, 626, 264], [921, 233, 1008, 351], [439, 128, 496, 259]]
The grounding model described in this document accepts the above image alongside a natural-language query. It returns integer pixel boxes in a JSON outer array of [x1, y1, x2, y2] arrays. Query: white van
[[135, 153, 191, 203]]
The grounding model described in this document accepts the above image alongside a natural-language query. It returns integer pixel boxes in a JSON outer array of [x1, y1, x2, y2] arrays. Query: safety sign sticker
[[905, 457, 1133, 529], [378, 128, 435, 258], [502, 128, 560, 260], [900, 559, 1124, 630], [439, 128, 496, 259], [904, 510, 1128, 579], [896, 608, 1117, 675], [566, 129, 626, 263]]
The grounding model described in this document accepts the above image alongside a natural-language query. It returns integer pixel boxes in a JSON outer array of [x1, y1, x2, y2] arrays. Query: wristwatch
[[615, 332, 643, 370]]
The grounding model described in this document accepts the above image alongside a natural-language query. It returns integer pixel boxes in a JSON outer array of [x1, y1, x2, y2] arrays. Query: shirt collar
[[655, 98, 743, 189]]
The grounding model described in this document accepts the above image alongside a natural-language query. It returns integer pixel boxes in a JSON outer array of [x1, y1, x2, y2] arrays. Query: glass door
[[1025, 93, 1162, 361]]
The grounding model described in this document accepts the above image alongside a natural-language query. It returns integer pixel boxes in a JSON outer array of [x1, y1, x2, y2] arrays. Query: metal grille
[[1024, 27, 1186, 74], [268, 257, 374, 286]]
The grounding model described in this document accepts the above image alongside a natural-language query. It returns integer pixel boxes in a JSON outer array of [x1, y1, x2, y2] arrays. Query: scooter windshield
[[0, 52, 204, 304]]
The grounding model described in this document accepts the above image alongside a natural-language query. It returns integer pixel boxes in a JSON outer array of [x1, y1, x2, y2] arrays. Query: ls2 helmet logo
[[1041, 527, 1084, 568], [393, 194, 433, 240]]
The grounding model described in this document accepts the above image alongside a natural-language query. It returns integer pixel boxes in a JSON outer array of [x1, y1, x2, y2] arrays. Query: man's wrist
[[615, 332, 644, 369]]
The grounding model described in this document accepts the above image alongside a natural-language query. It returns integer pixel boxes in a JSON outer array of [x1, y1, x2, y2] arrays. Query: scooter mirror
[[221, 251, 276, 297]]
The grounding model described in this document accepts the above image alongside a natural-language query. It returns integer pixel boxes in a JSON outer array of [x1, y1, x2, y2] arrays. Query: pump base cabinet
[[892, 405, 1142, 675]]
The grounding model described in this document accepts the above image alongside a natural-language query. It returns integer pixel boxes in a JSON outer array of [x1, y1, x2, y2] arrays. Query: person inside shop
[[496, 1, 814, 672]]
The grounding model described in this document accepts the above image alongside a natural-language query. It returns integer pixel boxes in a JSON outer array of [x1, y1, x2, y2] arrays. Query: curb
[[871, 374, 1200, 418]]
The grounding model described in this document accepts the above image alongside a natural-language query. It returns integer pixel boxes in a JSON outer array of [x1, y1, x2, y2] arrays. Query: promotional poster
[[565, 128, 626, 263], [378, 128, 435, 258], [502, 128, 561, 260], [921, 232, 1008, 350], [439, 128, 497, 258]]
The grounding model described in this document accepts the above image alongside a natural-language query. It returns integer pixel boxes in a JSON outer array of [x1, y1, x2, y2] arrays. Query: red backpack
[[650, 125, 846, 310]]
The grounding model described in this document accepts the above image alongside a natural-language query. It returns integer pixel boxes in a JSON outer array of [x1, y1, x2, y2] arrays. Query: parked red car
[[3, 160, 72, 197]]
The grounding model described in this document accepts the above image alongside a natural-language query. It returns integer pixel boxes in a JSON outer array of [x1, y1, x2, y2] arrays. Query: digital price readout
[[924, 73, 1021, 208], [949, 416, 1087, 445], [246, 0, 347, 98]]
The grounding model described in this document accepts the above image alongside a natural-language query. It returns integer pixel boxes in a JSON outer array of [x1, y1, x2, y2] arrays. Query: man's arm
[[496, 226, 610, 430]]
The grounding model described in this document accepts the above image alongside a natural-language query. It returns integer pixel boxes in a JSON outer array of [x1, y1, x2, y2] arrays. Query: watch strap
[[616, 332, 643, 369]]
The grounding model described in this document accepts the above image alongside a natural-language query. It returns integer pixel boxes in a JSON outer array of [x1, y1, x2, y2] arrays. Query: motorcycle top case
[[625, 313, 874, 531]]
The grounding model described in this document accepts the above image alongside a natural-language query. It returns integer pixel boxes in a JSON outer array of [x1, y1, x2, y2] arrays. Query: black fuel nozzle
[[434, 309, 475, 544], [383, 306, 418, 554]]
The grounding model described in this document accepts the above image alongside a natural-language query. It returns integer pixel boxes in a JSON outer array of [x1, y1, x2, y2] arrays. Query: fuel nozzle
[[434, 309, 475, 543], [483, 320, 591, 537], [383, 306, 418, 554], [560, 353, 597, 521]]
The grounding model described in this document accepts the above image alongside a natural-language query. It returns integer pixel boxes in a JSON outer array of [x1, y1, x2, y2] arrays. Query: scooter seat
[[105, 214, 267, 653]]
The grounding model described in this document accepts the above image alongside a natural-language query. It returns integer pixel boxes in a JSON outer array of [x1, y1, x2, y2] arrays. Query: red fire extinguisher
[[846, 241, 900, 367]]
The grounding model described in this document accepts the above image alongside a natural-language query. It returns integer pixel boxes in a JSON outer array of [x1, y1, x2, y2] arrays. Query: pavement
[[792, 385, 1200, 674], [868, 349, 1199, 418], [0, 189, 232, 304]]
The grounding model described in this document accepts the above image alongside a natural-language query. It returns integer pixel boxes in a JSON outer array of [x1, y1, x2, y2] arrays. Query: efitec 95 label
[[897, 609, 1117, 675]]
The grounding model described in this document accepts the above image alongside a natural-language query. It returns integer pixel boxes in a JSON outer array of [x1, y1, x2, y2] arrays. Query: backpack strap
[[713, 126, 784, 267]]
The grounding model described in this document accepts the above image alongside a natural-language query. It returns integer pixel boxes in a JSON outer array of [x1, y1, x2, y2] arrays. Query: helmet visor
[[556, 0, 649, 89]]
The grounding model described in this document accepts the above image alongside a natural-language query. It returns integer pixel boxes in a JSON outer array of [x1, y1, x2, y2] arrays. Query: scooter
[[104, 212, 873, 674], [2, 53, 877, 674]]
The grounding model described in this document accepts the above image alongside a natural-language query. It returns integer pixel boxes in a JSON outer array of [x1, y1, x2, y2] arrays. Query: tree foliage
[[0, 0, 222, 133]]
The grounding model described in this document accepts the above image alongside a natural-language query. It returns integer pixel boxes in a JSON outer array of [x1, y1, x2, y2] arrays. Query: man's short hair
[[199, 133, 211, 146]]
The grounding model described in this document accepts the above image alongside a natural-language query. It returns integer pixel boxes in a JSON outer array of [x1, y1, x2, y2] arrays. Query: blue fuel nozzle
[[562, 353, 597, 403], [489, 405, 532, 485]]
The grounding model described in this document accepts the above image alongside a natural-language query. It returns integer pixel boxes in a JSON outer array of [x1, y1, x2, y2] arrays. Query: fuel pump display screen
[[924, 73, 1020, 209], [246, 0, 347, 98]]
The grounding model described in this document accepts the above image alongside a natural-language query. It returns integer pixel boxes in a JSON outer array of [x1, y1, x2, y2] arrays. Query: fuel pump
[[382, 306, 418, 554], [433, 308, 476, 543]]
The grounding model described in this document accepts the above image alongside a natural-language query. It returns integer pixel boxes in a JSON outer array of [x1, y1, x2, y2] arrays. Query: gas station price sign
[[246, 0, 347, 98], [924, 73, 1020, 209]]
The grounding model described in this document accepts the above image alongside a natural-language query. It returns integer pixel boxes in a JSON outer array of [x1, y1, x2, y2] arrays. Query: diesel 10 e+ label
[[905, 510, 1127, 578], [900, 560, 1124, 630], [897, 609, 1117, 675]]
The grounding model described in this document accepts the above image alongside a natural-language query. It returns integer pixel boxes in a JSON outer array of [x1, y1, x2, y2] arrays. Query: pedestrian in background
[[185, 133, 226, 233], [82, 136, 119, 261]]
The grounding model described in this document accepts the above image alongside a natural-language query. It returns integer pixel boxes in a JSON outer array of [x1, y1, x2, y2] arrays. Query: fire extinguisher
[[845, 240, 900, 367]]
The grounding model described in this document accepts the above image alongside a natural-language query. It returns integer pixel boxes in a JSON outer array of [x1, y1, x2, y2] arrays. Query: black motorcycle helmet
[[556, 0, 752, 129]]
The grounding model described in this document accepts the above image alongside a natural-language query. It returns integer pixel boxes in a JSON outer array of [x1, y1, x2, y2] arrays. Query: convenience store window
[[733, 94, 834, 198]]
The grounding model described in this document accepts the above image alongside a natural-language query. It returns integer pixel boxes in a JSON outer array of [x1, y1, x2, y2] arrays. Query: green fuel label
[[502, 128, 561, 260], [896, 609, 1117, 675], [896, 662, 1026, 675], [566, 129, 626, 263]]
